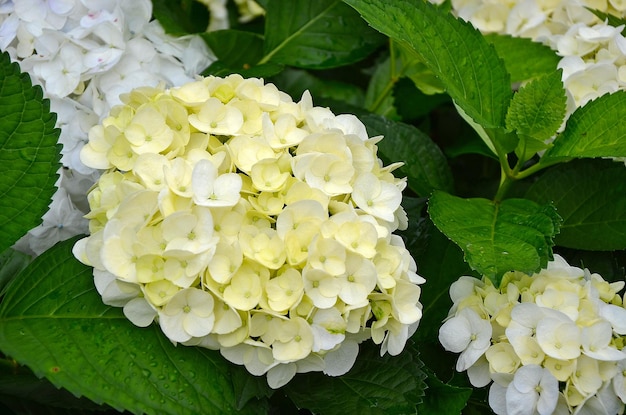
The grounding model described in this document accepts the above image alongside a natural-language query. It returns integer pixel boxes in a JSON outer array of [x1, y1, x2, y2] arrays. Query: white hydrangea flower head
[[1, 0, 216, 256], [73, 74, 424, 387], [440, 254, 626, 414]]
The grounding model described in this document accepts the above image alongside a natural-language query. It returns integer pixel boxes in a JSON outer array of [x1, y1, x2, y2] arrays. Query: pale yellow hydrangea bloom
[[439, 255, 626, 414], [74, 74, 424, 388]]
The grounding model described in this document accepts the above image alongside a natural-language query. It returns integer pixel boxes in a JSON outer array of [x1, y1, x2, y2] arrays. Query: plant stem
[[494, 168, 514, 202]]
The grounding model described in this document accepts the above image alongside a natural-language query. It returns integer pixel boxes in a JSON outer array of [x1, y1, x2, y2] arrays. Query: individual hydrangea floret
[[439, 254, 626, 415], [73, 74, 424, 388]]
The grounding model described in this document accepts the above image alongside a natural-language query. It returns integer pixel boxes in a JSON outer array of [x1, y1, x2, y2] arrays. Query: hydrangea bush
[[440, 255, 626, 414], [0, 0, 625, 414], [72, 74, 424, 388]]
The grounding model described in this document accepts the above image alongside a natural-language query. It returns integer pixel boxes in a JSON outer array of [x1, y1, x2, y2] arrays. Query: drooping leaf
[[362, 114, 454, 196], [416, 368, 472, 415], [344, 0, 512, 129], [412, 221, 476, 342], [394, 41, 446, 96], [200, 30, 266, 71], [0, 238, 265, 415], [546, 91, 626, 158], [0, 51, 60, 254], [484, 34, 561, 83], [525, 159, 626, 251], [363, 55, 401, 119], [261, 0, 385, 69], [152, 0, 210, 35], [428, 191, 561, 282], [284, 341, 426, 415]]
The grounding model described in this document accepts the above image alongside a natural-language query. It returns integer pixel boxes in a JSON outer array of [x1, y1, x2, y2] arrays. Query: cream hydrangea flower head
[[73, 74, 424, 388], [438, 254, 626, 414]]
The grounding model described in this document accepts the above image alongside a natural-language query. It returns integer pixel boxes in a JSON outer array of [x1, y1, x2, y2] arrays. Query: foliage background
[[0, 0, 625, 414]]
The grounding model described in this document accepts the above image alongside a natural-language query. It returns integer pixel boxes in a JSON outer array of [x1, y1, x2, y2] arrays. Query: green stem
[[494, 168, 514, 202], [515, 156, 568, 180]]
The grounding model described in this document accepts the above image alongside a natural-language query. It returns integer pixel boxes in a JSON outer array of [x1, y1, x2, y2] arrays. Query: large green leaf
[[362, 115, 454, 196], [546, 91, 626, 158], [0, 51, 60, 254], [0, 238, 265, 415], [428, 191, 561, 282], [284, 341, 426, 415], [0, 361, 108, 413], [261, 0, 385, 69], [484, 34, 560, 83], [344, 0, 512, 129], [0, 248, 31, 295], [525, 159, 626, 251]]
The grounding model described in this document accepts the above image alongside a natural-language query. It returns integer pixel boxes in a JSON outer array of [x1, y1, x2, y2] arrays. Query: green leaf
[[428, 191, 561, 282], [0, 248, 31, 295], [546, 91, 626, 158], [484, 34, 561, 83], [0, 238, 264, 415], [362, 114, 454, 196], [393, 78, 450, 121], [416, 368, 472, 415], [525, 159, 626, 251], [364, 55, 400, 119], [0, 361, 106, 413], [270, 67, 365, 107], [413, 221, 476, 342], [261, 0, 385, 69], [152, 0, 210, 35], [200, 30, 265, 70], [506, 71, 566, 142], [0, 51, 60, 254], [394, 42, 446, 96], [284, 341, 426, 415], [506, 70, 566, 161], [344, 0, 512, 129]]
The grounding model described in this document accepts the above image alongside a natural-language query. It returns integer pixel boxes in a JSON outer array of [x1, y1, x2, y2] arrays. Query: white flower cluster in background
[[197, 0, 265, 30], [73, 74, 425, 388], [432, 0, 626, 112], [439, 255, 626, 415], [0, 0, 214, 255]]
